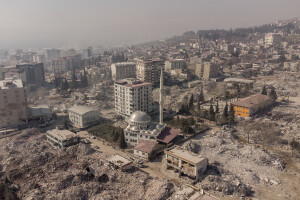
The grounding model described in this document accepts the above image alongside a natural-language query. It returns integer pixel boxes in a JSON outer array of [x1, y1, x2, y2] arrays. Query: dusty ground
[[0, 129, 179, 200]]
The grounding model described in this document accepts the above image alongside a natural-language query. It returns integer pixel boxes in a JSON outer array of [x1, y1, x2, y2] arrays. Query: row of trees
[[111, 53, 128, 63], [54, 69, 89, 92], [261, 85, 277, 102], [169, 116, 195, 135], [88, 124, 126, 149]]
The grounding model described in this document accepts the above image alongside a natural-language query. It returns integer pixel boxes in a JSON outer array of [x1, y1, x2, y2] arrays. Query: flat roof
[[166, 146, 206, 164], [115, 79, 152, 88], [224, 78, 254, 84], [68, 106, 97, 115], [232, 94, 270, 108], [0, 79, 23, 89], [107, 154, 132, 167], [47, 129, 77, 141], [113, 62, 136, 66]]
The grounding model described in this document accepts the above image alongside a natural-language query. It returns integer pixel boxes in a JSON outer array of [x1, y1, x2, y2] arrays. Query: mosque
[[124, 67, 180, 146]]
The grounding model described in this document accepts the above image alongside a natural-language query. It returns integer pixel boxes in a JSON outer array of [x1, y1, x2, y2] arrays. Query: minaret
[[159, 67, 164, 124]]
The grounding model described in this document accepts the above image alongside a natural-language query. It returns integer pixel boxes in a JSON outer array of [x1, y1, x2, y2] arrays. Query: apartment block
[[114, 79, 153, 118], [111, 62, 136, 81], [165, 59, 187, 73], [0, 79, 28, 128], [165, 146, 208, 181], [195, 62, 219, 80], [15, 63, 45, 87], [136, 59, 164, 87], [265, 33, 282, 46], [52, 54, 81, 76]]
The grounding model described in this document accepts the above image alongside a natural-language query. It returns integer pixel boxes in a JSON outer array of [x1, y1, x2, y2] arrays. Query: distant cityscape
[[0, 17, 299, 200]]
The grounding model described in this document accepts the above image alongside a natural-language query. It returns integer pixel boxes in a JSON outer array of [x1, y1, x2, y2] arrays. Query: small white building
[[165, 146, 208, 181], [46, 129, 79, 148], [68, 106, 99, 129]]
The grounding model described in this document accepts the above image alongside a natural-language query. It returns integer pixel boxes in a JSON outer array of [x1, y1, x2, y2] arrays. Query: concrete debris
[[183, 130, 284, 196], [0, 129, 177, 200]]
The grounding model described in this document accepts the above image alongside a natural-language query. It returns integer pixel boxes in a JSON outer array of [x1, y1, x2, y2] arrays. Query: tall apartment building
[[165, 59, 187, 73], [114, 79, 153, 118], [33, 54, 46, 63], [195, 62, 219, 80], [82, 47, 93, 59], [15, 63, 45, 87], [51, 54, 81, 76], [136, 59, 164, 87], [0, 79, 27, 128], [111, 62, 136, 81], [46, 49, 61, 60]]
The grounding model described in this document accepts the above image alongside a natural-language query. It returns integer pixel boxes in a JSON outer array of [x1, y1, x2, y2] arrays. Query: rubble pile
[[153, 81, 223, 110], [0, 129, 177, 200], [183, 130, 284, 196]]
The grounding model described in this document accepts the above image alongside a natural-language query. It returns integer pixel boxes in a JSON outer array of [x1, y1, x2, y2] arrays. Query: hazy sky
[[0, 0, 299, 49]]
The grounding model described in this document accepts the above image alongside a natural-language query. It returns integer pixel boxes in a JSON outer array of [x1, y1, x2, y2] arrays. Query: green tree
[[112, 129, 119, 142], [189, 94, 194, 110], [83, 69, 88, 87], [64, 120, 68, 130], [80, 73, 84, 88], [118, 129, 127, 149], [199, 86, 205, 102], [63, 78, 69, 91], [261, 85, 268, 95], [209, 104, 215, 121], [290, 139, 299, 157], [223, 102, 228, 119], [215, 101, 219, 113], [224, 91, 230, 101], [228, 103, 235, 126], [71, 68, 77, 89], [269, 87, 277, 102], [179, 104, 189, 115]]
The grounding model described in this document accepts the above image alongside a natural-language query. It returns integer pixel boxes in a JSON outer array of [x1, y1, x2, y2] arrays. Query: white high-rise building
[[0, 79, 27, 128], [114, 78, 153, 118], [111, 62, 136, 81]]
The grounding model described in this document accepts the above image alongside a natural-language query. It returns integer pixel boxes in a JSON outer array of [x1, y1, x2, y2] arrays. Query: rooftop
[[68, 106, 97, 115], [157, 127, 180, 144], [0, 79, 23, 89], [165, 146, 206, 164], [115, 79, 152, 88], [134, 139, 158, 153], [47, 129, 77, 141], [129, 111, 151, 123], [107, 154, 132, 167], [113, 62, 136, 66], [232, 94, 270, 108], [224, 78, 254, 84]]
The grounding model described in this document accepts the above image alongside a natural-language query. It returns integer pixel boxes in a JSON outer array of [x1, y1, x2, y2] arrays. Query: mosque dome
[[129, 111, 151, 123]]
